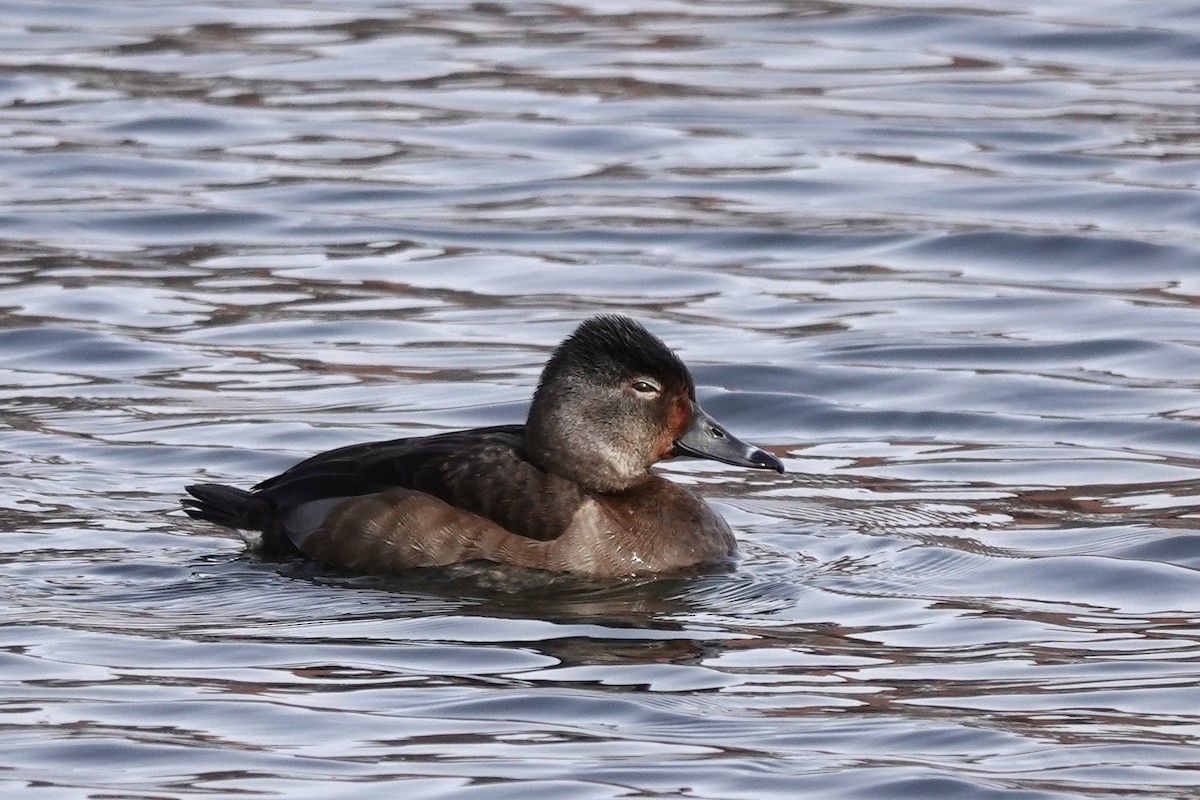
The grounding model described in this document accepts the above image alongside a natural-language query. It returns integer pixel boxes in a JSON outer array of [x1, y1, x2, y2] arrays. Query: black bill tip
[[750, 448, 785, 474]]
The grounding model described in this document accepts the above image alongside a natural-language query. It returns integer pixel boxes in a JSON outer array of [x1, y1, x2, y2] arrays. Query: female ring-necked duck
[[184, 315, 783, 578]]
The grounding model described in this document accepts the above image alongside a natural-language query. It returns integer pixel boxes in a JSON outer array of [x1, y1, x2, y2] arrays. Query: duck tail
[[183, 483, 270, 531], [183, 483, 301, 557]]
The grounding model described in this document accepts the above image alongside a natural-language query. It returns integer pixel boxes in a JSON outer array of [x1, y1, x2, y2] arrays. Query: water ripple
[[2, 1, 1200, 798]]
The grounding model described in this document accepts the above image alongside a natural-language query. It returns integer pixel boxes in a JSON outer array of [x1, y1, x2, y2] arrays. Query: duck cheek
[[656, 395, 692, 461], [645, 410, 676, 463], [653, 431, 677, 462]]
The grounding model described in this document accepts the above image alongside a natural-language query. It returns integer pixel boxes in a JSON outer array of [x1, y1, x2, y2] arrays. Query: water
[[2, 1, 1200, 797]]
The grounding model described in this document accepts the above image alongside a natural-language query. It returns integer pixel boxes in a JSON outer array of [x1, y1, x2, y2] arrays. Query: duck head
[[526, 315, 784, 492]]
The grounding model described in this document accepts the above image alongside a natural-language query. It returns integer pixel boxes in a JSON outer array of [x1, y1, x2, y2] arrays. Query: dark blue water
[[2, 2, 1200, 798]]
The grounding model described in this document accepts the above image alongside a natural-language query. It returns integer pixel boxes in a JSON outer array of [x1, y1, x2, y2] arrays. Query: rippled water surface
[[3, 1, 1200, 797]]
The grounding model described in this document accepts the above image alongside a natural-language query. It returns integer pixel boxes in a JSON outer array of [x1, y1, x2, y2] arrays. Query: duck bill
[[671, 402, 784, 473]]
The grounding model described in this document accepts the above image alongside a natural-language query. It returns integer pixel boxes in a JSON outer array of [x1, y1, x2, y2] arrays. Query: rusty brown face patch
[[656, 386, 693, 461]]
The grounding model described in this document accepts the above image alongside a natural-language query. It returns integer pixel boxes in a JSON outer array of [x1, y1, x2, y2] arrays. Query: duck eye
[[630, 379, 661, 395]]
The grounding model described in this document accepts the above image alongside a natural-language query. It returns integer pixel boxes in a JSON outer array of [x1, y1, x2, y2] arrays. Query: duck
[[183, 315, 784, 578]]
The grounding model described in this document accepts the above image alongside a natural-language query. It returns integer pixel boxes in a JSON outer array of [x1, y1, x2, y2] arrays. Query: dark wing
[[252, 424, 523, 505], [253, 424, 582, 542]]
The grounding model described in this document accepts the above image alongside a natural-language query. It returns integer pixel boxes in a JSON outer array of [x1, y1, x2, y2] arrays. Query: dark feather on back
[[251, 425, 582, 542]]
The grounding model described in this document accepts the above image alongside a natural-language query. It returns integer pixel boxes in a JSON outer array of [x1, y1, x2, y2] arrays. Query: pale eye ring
[[630, 379, 661, 395]]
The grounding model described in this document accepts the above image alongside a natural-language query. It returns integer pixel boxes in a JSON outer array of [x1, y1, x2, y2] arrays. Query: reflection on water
[[2, 1, 1200, 798]]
